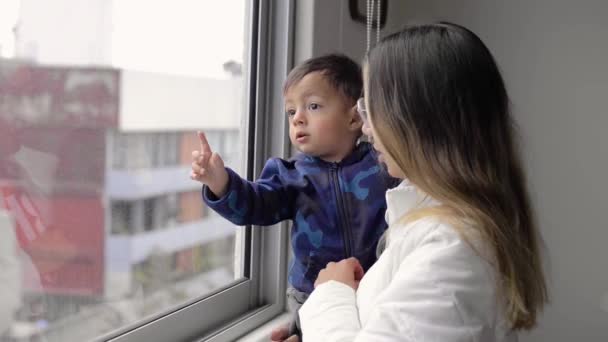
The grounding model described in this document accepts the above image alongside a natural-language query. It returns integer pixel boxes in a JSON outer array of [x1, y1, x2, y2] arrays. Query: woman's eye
[[308, 103, 320, 110]]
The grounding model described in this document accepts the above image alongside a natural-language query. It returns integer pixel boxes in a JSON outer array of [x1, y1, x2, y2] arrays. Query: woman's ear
[[348, 104, 363, 132]]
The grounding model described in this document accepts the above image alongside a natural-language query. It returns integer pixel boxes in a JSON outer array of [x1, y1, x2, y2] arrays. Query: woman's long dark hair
[[365, 22, 548, 330]]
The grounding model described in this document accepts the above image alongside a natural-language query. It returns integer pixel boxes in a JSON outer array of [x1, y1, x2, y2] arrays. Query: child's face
[[284, 72, 361, 162]]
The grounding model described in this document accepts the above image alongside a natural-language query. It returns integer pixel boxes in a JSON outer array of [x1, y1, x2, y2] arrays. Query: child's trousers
[[286, 287, 309, 339]]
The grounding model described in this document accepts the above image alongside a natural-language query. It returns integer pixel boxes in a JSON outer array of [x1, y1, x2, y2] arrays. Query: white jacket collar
[[385, 179, 422, 225], [384, 179, 439, 241]]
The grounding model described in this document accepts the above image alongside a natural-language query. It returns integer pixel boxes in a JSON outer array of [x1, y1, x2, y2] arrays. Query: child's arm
[[191, 132, 296, 226], [202, 159, 297, 226]]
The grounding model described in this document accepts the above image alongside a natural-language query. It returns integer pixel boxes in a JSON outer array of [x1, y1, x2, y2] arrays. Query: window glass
[[0, 0, 249, 340]]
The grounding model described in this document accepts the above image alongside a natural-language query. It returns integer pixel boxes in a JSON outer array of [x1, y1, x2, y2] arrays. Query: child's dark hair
[[283, 53, 362, 104]]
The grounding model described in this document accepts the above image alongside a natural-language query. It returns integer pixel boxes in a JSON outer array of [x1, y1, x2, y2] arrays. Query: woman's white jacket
[[300, 181, 516, 342]]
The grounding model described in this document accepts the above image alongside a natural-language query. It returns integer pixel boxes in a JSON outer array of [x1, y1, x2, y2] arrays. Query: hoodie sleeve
[[202, 158, 298, 226]]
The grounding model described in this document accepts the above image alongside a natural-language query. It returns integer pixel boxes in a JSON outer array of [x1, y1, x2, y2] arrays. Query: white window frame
[[100, 0, 294, 341]]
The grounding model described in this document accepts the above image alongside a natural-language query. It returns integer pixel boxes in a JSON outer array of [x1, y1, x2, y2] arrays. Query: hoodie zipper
[[330, 163, 353, 258]]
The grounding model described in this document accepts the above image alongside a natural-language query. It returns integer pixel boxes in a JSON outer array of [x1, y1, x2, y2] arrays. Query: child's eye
[[308, 103, 320, 111], [285, 109, 296, 116]]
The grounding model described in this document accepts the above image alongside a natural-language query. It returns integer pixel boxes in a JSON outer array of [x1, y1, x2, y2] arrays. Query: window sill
[[235, 312, 292, 342]]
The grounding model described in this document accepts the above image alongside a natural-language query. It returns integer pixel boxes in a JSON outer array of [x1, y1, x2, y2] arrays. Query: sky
[[0, 0, 246, 79], [111, 0, 246, 78], [0, 0, 19, 58]]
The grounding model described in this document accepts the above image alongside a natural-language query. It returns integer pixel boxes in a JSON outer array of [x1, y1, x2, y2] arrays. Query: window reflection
[[0, 0, 248, 340]]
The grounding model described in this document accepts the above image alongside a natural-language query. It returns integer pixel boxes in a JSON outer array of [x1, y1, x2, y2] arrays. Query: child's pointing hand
[[191, 131, 229, 197]]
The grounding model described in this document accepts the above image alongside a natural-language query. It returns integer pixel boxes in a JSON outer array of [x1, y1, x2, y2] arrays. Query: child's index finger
[[197, 131, 213, 154]]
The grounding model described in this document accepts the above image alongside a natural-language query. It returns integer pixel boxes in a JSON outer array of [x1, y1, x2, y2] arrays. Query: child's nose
[[292, 110, 306, 125]]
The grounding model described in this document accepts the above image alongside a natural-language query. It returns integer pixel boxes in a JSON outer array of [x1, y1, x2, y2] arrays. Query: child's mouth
[[296, 133, 309, 142]]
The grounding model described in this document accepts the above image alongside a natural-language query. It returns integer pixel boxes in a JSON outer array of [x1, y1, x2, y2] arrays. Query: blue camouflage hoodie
[[202, 142, 398, 294]]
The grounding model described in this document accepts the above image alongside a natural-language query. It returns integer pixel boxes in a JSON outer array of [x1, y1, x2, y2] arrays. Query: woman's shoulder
[[386, 215, 459, 251], [389, 214, 487, 252], [387, 216, 497, 288]]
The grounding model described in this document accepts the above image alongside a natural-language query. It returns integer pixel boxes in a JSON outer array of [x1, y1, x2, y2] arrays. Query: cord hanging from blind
[[366, 0, 382, 52]]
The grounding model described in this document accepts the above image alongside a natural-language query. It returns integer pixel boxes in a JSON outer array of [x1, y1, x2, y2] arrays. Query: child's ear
[[348, 105, 363, 131]]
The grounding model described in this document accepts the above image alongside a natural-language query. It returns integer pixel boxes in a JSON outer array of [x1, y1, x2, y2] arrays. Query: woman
[[298, 22, 548, 341]]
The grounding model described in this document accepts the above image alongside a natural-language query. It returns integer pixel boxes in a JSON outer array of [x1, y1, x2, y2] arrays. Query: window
[[179, 191, 208, 223], [222, 130, 241, 163], [142, 198, 156, 231], [0, 0, 293, 341], [112, 132, 182, 170], [111, 201, 134, 235]]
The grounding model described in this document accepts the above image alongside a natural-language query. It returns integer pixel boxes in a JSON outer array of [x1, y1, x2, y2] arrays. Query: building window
[[112, 201, 134, 235], [142, 197, 156, 232], [112, 132, 181, 170]]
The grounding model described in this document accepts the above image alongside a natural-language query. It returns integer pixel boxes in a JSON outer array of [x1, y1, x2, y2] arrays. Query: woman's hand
[[314, 257, 364, 290]]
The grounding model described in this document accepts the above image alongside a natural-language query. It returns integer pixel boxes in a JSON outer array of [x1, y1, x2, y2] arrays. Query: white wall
[[294, 0, 408, 63], [305, 0, 608, 340]]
